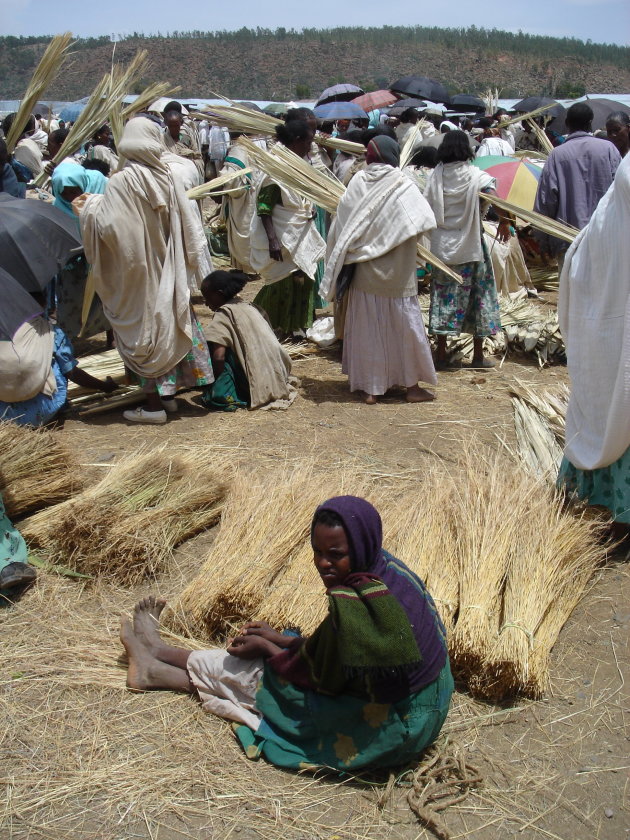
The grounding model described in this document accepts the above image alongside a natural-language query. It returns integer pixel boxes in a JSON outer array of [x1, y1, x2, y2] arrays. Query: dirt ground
[[1, 290, 628, 840]]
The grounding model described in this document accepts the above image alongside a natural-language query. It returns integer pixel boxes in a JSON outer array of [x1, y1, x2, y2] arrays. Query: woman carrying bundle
[[120, 495, 453, 771], [321, 134, 438, 404], [200, 270, 297, 411], [74, 117, 214, 425], [250, 120, 326, 337], [424, 130, 509, 369], [557, 152, 630, 535]]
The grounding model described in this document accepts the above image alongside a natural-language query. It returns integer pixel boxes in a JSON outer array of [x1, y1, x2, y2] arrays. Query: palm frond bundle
[[528, 265, 560, 291], [0, 421, 78, 519], [526, 118, 554, 154], [34, 50, 149, 186], [480, 193, 579, 243], [20, 447, 231, 583], [186, 166, 253, 201], [398, 123, 422, 169], [481, 88, 500, 116], [5, 33, 73, 154], [500, 103, 560, 128], [122, 82, 181, 121], [512, 398, 564, 478], [314, 135, 364, 156]]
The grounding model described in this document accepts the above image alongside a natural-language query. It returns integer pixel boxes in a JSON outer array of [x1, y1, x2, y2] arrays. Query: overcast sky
[[0, 0, 627, 46]]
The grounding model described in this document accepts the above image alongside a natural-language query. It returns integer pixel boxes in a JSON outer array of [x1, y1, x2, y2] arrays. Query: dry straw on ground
[[19, 446, 231, 583], [0, 420, 78, 519]]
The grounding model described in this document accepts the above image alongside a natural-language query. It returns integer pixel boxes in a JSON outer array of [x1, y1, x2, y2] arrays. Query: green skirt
[[313, 205, 328, 309], [235, 659, 454, 772], [558, 447, 630, 524], [253, 274, 316, 335], [201, 349, 250, 412]]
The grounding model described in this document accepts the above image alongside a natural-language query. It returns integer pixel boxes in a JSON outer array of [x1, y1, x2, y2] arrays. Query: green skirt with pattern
[[558, 448, 630, 524]]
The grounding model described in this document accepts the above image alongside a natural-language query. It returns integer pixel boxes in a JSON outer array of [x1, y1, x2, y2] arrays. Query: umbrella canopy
[[548, 97, 630, 134], [316, 84, 365, 106], [0, 194, 83, 293], [387, 98, 428, 116], [351, 90, 399, 111], [148, 98, 189, 115], [238, 101, 263, 112], [313, 102, 369, 121], [389, 75, 451, 105], [263, 103, 288, 116], [513, 96, 565, 120], [0, 267, 43, 341], [450, 94, 486, 112], [59, 101, 87, 123], [472, 155, 543, 211]]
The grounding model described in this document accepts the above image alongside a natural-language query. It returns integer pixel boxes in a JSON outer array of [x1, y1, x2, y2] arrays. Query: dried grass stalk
[[526, 118, 554, 154], [19, 447, 231, 583], [480, 193, 578, 242], [186, 166, 253, 201], [0, 421, 77, 518], [170, 461, 339, 638], [4, 33, 73, 153], [475, 490, 607, 701]]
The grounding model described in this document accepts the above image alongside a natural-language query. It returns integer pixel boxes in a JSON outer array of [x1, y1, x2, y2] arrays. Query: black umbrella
[[386, 98, 428, 116], [237, 101, 263, 112], [513, 96, 565, 120], [0, 194, 83, 293], [389, 75, 451, 105], [548, 97, 630, 134], [450, 94, 486, 112], [316, 84, 365, 106], [0, 267, 43, 341]]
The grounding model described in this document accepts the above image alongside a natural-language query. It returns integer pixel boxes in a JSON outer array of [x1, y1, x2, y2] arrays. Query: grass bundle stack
[[473, 484, 606, 701], [170, 462, 337, 639], [4, 33, 73, 154], [0, 421, 77, 519], [19, 447, 230, 583]]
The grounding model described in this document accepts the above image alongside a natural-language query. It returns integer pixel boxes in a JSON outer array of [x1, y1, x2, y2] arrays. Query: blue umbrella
[[313, 102, 369, 121], [59, 101, 87, 122], [316, 83, 364, 105]]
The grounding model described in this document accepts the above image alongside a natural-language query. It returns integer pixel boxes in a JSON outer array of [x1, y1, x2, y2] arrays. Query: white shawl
[[424, 162, 494, 265], [321, 163, 436, 301], [559, 152, 630, 471], [79, 118, 201, 379], [0, 317, 56, 402], [249, 177, 325, 284]]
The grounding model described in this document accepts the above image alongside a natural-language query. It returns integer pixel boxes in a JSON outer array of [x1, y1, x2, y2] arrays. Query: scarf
[[52, 162, 107, 219], [367, 134, 400, 166], [268, 496, 447, 702]]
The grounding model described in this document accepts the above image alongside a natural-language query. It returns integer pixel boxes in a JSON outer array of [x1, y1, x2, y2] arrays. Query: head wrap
[[312, 495, 382, 572], [51, 161, 107, 219], [366, 134, 400, 167], [118, 117, 167, 170]]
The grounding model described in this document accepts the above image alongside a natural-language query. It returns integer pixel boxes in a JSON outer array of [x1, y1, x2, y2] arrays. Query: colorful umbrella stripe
[[472, 155, 543, 211]]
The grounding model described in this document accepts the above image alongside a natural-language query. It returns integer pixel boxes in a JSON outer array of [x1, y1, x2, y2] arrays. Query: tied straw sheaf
[[109, 81, 182, 149], [238, 136, 465, 284], [4, 33, 74, 154], [479, 192, 579, 243], [33, 50, 150, 187]]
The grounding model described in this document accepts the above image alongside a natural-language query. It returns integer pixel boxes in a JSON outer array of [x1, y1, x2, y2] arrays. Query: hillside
[[1, 27, 629, 102]]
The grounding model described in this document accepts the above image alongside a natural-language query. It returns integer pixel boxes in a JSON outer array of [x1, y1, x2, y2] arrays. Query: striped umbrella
[[472, 155, 544, 211]]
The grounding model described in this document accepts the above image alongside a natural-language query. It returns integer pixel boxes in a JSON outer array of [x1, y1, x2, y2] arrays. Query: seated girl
[[120, 496, 453, 772], [201, 270, 297, 412], [0, 309, 117, 427]]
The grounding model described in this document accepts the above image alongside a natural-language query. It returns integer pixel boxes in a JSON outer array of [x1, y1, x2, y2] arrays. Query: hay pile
[[19, 447, 231, 583], [172, 449, 606, 701], [0, 421, 78, 519]]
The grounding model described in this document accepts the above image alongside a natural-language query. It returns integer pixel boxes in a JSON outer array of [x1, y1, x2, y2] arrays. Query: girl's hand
[[227, 634, 277, 659], [240, 622, 292, 647], [496, 220, 512, 243]]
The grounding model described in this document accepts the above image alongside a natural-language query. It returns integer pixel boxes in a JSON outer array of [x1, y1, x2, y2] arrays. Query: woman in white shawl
[[221, 133, 260, 275], [557, 153, 630, 531], [76, 117, 214, 425], [250, 120, 325, 337], [424, 130, 510, 369], [321, 134, 437, 404]]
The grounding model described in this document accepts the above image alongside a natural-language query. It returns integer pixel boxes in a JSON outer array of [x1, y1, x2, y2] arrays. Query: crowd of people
[[0, 88, 628, 771]]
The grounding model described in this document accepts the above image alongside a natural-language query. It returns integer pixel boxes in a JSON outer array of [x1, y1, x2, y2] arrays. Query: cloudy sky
[[0, 0, 627, 46]]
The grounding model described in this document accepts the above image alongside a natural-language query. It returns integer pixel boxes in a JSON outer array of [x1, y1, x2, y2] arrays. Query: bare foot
[[364, 393, 377, 405], [406, 385, 436, 403], [133, 596, 167, 655], [120, 617, 154, 691]]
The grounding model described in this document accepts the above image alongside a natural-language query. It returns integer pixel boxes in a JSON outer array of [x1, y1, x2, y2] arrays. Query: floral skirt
[[136, 313, 214, 397], [558, 448, 630, 524], [429, 240, 501, 337]]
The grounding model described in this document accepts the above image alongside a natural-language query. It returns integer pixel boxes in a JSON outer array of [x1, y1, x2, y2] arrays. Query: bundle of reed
[[448, 449, 536, 678], [169, 461, 336, 639], [315, 134, 364, 156], [528, 265, 560, 291], [526, 119, 554, 154], [398, 123, 422, 169], [513, 397, 564, 478], [122, 82, 181, 121], [4, 33, 73, 154], [480, 193, 579, 243], [70, 386, 144, 416], [186, 166, 253, 201], [19, 447, 230, 583], [473, 484, 607, 701], [66, 349, 126, 396], [499, 103, 559, 128], [0, 421, 77, 519], [511, 381, 569, 443], [33, 50, 149, 187], [481, 88, 499, 116]]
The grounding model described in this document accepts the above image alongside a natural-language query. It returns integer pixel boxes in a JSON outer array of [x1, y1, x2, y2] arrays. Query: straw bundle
[[513, 398, 564, 477], [474, 486, 606, 701], [500, 103, 559, 128], [19, 447, 231, 583], [526, 118, 554, 154], [122, 82, 181, 121], [4, 33, 73, 154], [0, 421, 77, 519], [479, 193, 579, 243], [170, 461, 336, 638], [186, 166, 253, 201], [33, 50, 149, 187]]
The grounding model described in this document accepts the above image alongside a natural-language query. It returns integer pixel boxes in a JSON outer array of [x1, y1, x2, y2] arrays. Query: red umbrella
[[352, 90, 398, 111]]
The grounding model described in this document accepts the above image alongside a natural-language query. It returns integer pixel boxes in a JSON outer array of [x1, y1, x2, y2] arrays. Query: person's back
[[535, 103, 620, 236]]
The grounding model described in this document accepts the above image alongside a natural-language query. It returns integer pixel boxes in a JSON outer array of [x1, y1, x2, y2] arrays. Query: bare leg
[[120, 617, 193, 693], [406, 384, 436, 403], [133, 596, 192, 670], [471, 337, 495, 368], [436, 335, 448, 363]]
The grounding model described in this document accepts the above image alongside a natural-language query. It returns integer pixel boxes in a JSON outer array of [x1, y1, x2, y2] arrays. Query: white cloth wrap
[[424, 162, 495, 265], [187, 649, 263, 731], [559, 152, 630, 470], [0, 317, 56, 402]]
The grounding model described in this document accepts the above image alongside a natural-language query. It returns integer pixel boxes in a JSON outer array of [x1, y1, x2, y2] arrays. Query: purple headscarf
[[312, 495, 382, 572]]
